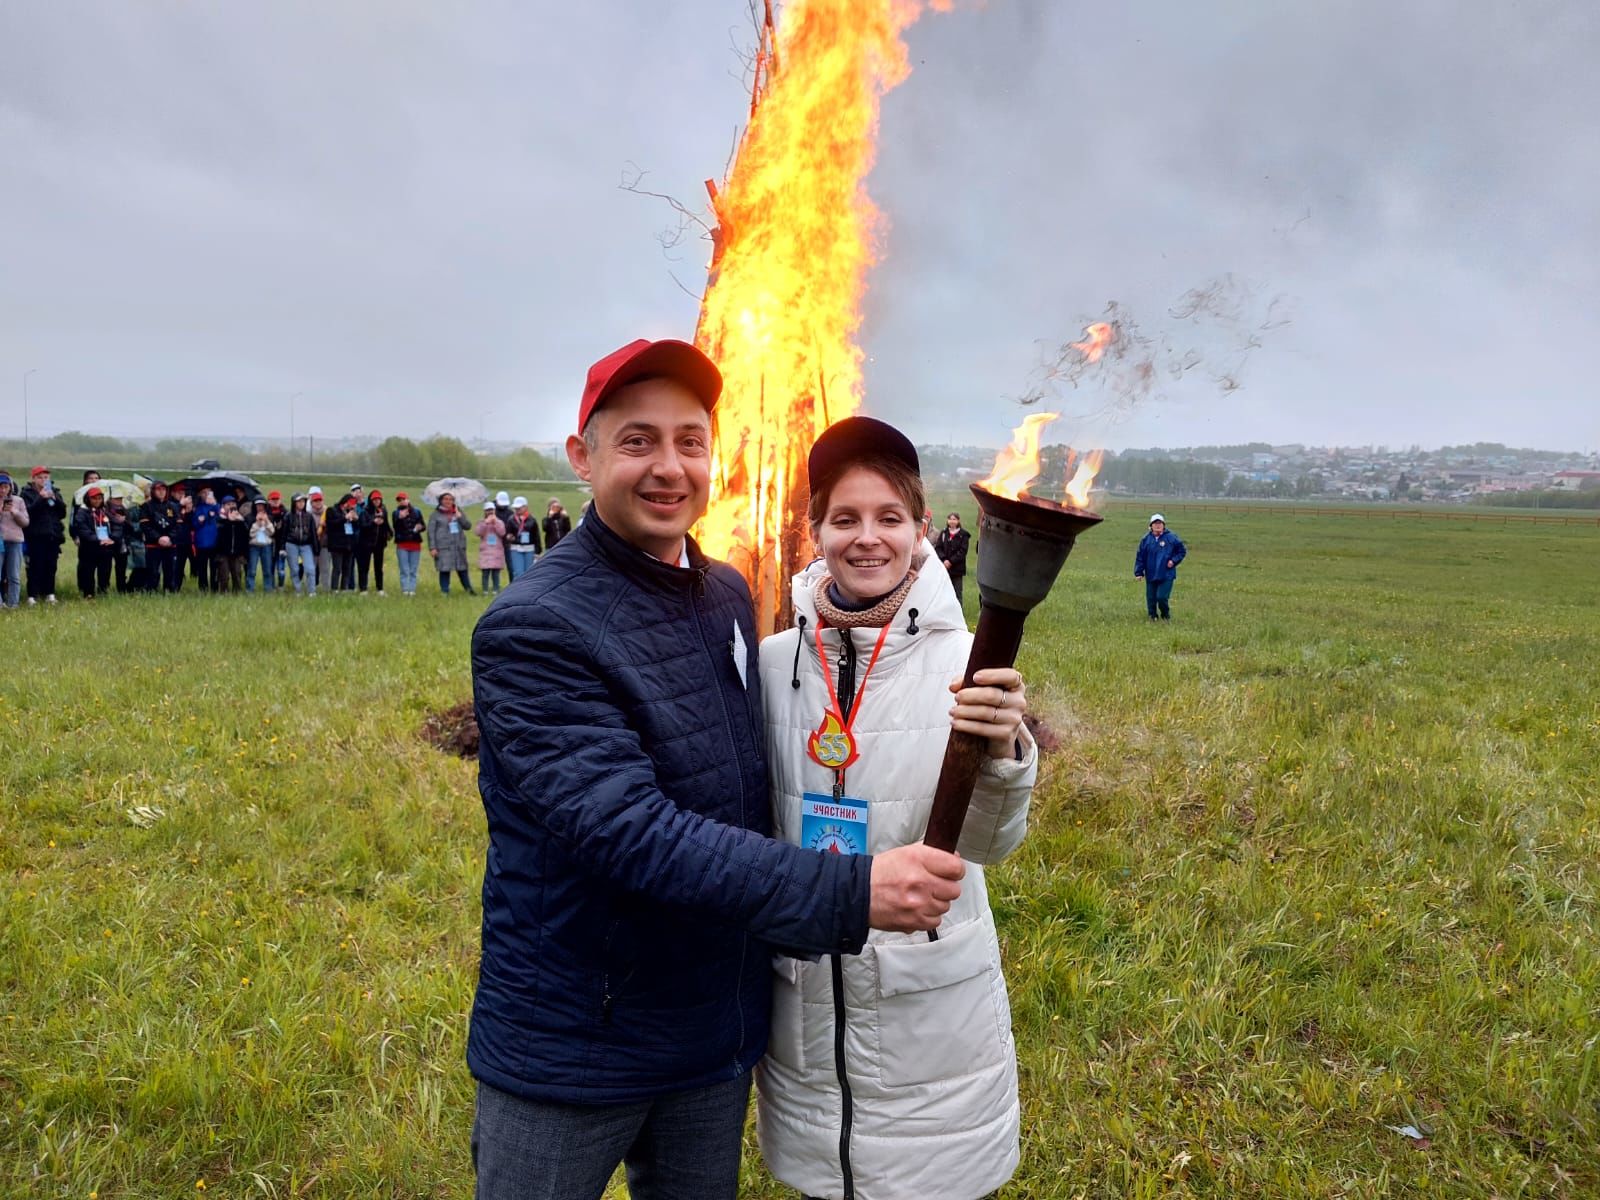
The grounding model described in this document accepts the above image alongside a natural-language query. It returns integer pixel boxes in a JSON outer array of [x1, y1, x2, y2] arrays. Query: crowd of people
[[0, 465, 576, 606]]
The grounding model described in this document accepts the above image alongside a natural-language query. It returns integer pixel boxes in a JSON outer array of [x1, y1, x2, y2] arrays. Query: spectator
[[0, 472, 29, 609], [175, 492, 195, 590], [265, 490, 290, 587], [427, 492, 473, 595], [543, 498, 572, 548], [71, 485, 116, 599], [215, 497, 250, 593], [325, 494, 359, 592], [933, 511, 972, 603], [307, 487, 331, 589], [390, 491, 426, 597], [503, 496, 540, 581], [106, 497, 134, 593], [20, 466, 65, 604], [246, 499, 277, 592], [356, 489, 391, 594], [493, 490, 514, 530], [476, 501, 506, 595], [72, 470, 102, 522], [190, 487, 221, 593], [140, 480, 183, 593], [282, 493, 321, 597], [1134, 513, 1187, 621], [124, 495, 149, 592]]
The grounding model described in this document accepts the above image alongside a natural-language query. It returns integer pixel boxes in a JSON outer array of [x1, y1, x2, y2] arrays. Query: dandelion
[[196, 1182, 206, 1191], [47, 840, 55, 848], [241, 976, 251, 987]]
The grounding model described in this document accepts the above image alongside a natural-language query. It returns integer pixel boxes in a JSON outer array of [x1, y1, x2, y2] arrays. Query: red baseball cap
[[578, 339, 721, 431], [394, 491, 408, 501], [268, 490, 282, 501], [31, 466, 48, 477]]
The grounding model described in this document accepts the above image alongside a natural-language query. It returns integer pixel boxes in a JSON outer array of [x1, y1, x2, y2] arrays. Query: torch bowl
[[971, 484, 1103, 613]]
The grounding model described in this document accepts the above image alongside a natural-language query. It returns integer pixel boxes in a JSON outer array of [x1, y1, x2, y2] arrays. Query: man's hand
[[869, 843, 965, 932]]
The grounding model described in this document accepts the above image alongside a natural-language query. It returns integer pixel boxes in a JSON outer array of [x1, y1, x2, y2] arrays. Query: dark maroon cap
[[807, 416, 920, 493], [578, 339, 722, 431]]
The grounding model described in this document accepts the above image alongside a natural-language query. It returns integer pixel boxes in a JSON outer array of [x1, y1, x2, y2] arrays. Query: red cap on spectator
[[578, 339, 721, 432], [268, 490, 281, 501], [86, 486, 103, 499], [395, 491, 408, 501], [31, 466, 48, 477], [369, 489, 382, 500]]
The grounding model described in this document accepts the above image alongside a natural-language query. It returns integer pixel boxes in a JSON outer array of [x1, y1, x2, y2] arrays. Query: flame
[[977, 412, 1058, 500], [1070, 322, 1114, 363], [1064, 449, 1104, 509], [694, 0, 944, 632]]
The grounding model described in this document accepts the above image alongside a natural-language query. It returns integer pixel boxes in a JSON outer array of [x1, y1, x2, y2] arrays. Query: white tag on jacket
[[731, 620, 748, 689]]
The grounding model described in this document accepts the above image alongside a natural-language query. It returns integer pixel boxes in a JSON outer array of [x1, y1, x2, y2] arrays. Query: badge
[[800, 791, 868, 855], [807, 711, 858, 771]]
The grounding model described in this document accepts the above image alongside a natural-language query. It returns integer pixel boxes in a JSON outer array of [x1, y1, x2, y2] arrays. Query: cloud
[[2, 0, 1596, 451]]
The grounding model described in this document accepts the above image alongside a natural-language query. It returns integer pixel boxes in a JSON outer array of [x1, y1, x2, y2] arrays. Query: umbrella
[[74, 478, 146, 507], [169, 472, 263, 506], [422, 477, 488, 507]]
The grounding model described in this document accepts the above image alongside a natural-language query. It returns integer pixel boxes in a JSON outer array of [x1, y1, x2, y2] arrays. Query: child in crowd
[[476, 501, 506, 594]]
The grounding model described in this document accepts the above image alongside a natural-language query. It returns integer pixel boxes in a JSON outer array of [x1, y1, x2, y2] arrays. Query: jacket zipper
[[689, 569, 750, 1068]]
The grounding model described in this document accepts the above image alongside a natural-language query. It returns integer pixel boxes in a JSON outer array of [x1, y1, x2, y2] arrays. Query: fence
[[1101, 501, 1600, 528]]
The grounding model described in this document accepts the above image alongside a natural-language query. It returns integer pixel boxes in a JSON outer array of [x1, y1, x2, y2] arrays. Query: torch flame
[[695, 0, 944, 632], [1070, 322, 1114, 363], [977, 412, 1058, 500], [1064, 449, 1104, 509]]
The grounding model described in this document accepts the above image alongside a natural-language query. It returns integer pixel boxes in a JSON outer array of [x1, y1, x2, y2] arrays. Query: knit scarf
[[811, 552, 926, 629]]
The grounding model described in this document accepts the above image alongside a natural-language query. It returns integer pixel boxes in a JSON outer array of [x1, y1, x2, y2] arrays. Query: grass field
[[3, 498, 1598, 1198]]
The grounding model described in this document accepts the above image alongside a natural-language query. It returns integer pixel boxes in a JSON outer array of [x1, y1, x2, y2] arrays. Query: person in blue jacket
[[467, 337, 967, 1200], [1134, 512, 1187, 620]]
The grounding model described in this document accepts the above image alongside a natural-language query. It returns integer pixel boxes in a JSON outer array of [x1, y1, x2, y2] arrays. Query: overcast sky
[[3, 1, 1596, 452]]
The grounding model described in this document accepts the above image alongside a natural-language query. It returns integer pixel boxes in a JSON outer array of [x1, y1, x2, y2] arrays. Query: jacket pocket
[[873, 918, 1006, 1088]]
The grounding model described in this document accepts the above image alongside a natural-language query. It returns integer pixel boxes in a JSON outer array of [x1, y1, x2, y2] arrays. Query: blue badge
[[800, 791, 868, 855]]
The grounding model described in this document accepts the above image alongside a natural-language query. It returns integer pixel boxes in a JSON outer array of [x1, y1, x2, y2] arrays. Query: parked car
[[189, 458, 221, 471]]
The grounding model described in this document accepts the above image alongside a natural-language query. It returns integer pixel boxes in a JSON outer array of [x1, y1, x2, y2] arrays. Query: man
[[139, 480, 184, 592], [468, 338, 965, 1200], [1134, 512, 1187, 621], [542, 498, 571, 549], [20, 466, 66, 604], [934, 510, 972, 603]]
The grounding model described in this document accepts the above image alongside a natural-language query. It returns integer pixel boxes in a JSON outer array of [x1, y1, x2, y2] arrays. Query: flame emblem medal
[[807, 710, 859, 771]]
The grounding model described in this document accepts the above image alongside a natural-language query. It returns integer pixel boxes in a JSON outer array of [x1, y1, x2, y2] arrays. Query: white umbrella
[[74, 478, 146, 506], [422, 477, 488, 507]]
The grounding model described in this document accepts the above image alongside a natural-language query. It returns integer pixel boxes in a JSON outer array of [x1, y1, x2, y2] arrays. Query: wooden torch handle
[[922, 606, 1028, 853]]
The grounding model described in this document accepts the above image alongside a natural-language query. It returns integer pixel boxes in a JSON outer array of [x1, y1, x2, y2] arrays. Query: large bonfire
[[694, 0, 946, 633]]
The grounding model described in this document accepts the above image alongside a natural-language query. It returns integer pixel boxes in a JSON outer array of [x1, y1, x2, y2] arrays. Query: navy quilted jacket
[[468, 509, 873, 1104]]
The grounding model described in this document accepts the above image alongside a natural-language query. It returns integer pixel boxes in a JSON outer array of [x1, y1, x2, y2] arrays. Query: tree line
[[0, 432, 570, 481]]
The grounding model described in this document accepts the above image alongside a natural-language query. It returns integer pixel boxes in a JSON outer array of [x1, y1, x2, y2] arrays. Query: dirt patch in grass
[[421, 701, 479, 758]]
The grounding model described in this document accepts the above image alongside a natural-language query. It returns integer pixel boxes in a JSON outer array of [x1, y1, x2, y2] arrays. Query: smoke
[[1017, 275, 1295, 428]]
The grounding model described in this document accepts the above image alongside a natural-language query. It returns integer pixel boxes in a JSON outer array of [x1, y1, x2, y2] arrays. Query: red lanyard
[[807, 621, 892, 786]]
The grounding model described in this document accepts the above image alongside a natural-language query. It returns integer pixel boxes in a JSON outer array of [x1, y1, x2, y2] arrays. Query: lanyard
[[807, 621, 892, 793]]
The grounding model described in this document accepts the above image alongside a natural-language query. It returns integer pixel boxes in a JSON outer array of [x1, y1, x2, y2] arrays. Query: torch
[[922, 483, 1102, 852]]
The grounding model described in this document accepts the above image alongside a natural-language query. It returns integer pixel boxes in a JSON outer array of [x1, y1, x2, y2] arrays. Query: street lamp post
[[23, 369, 36, 445]]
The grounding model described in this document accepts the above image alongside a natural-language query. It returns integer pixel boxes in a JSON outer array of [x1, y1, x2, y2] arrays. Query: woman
[[542, 497, 572, 548], [933, 510, 971, 603], [757, 417, 1036, 1200], [1134, 513, 1186, 621], [356, 488, 392, 594], [0, 472, 29, 608], [71, 485, 116, 598], [427, 492, 474, 595], [390, 491, 426, 596], [246, 499, 277, 592], [503, 496, 540, 581], [282, 493, 321, 597], [324, 493, 359, 591], [475, 500, 506, 594]]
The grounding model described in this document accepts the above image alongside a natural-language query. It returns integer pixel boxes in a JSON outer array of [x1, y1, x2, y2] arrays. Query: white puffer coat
[[756, 546, 1037, 1200]]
